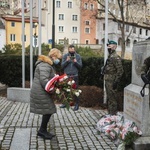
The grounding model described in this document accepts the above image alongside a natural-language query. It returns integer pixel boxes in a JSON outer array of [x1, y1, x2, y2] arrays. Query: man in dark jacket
[[103, 40, 124, 115], [30, 48, 62, 140], [60, 44, 82, 111]]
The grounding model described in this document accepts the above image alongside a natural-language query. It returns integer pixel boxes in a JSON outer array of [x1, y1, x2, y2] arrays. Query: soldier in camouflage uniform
[[103, 40, 124, 115], [140, 56, 150, 96]]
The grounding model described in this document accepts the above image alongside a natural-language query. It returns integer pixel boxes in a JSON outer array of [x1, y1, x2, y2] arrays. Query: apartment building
[[80, 0, 98, 44], [55, 0, 81, 44], [23, 0, 97, 45]]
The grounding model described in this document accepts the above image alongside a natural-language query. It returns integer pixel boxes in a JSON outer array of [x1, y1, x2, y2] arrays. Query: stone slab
[[10, 128, 31, 150], [7, 87, 30, 103], [124, 84, 150, 136], [133, 137, 150, 150]]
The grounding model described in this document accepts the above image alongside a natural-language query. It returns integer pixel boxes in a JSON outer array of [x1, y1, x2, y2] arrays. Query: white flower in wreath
[[67, 81, 72, 85], [75, 91, 80, 97], [66, 89, 71, 92], [71, 80, 75, 84], [78, 90, 82, 93], [56, 88, 60, 94], [64, 75, 68, 80]]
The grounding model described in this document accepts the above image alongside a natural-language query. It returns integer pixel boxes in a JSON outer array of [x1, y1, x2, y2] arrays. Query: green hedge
[[0, 56, 131, 91]]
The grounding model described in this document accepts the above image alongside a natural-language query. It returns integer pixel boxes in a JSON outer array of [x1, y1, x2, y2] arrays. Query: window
[[90, 4, 94, 10], [59, 39, 64, 44], [139, 28, 142, 35], [84, 3, 88, 9], [59, 14, 64, 20], [118, 23, 121, 30], [118, 38, 122, 46], [22, 35, 26, 42], [126, 39, 130, 47], [133, 40, 137, 44], [11, 22, 15, 27], [43, 1, 46, 8], [56, 1, 61, 8], [113, 9, 116, 15], [146, 30, 148, 36], [126, 25, 129, 32], [85, 27, 90, 33], [85, 21, 90, 25], [118, 11, 121, 18], [24, 35, 26, 42], [10, 34, 15, 41], [133, 27, 136, 33], [68, 1, 72, 8], [85, 40, 89, 44], [72, 15, 78, 21], [72, 27, 77, 33], [72, 39, 78, 44], [59, 26, 64, 32], [103, 23, 105, 30]]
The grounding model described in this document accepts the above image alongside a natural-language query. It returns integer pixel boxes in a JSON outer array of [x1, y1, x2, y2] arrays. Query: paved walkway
[[0, 96, 118, 150]]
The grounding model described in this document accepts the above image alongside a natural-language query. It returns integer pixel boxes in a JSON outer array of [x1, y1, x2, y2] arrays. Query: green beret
[[107, 40, 117, 45]]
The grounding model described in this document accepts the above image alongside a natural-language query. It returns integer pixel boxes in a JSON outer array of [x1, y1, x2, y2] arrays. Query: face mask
[[69, 52, 75, 56], [108, 48, 112, 54], [53, 59, 60, 65]]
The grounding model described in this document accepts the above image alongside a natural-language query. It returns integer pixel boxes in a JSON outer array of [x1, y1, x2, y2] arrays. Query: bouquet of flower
[[45, 74, 82, 110], [96, 114, 142, 150]]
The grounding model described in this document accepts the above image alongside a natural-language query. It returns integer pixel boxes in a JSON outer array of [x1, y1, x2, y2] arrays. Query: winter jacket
[[30, 55, 56, 115], [61, 52, 82, 75]]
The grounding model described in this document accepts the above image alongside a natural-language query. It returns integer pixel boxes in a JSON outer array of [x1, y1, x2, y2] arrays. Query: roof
[[1, 15, 38, 23]]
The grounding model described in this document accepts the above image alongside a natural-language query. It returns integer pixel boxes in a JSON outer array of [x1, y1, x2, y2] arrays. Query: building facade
[[0, 18, 6, 51], [80, 0, 98, 44], [1, 15, 38, 48]]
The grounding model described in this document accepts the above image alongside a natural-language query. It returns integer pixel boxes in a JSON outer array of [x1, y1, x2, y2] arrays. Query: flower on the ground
[[45, 74, 82, 110], [96, 114, 142, 149]]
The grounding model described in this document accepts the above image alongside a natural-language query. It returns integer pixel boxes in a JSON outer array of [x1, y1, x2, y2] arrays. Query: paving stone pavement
[[0, 96, 118, 150]]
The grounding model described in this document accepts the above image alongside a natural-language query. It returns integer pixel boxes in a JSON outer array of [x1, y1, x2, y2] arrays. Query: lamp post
[[47, 12, 50, 44], [52, 0, 55, 48], [33, 22, 38, 55]]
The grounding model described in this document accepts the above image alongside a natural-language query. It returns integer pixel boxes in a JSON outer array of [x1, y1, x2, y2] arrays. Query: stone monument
[[124, 40, 150, 149]]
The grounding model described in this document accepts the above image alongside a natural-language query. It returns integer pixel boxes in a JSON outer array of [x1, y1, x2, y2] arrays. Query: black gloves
[[112, 81, 118, 90], [99, 74, 104, 80]]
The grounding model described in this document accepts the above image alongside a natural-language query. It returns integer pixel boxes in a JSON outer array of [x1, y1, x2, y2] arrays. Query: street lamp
[[52, 0, 55, 48], [33, 22, 38, 55]]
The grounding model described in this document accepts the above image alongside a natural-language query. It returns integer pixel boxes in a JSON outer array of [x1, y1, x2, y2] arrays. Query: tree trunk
[[120, 25, 126, 59]]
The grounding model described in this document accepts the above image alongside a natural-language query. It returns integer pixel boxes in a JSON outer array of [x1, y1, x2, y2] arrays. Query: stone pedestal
[[124, 40, 150, 149], [7, 87, 30, 103], [124, 84, 150, 136]]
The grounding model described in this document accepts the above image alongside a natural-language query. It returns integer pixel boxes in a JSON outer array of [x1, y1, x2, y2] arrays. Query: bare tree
[[97, 0, 149, 58], [0, 0, 20, 15]]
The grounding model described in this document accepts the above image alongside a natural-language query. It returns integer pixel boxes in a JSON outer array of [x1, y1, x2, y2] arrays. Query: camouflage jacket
[[141, 56, 150, 74], [104, 51, 124, 82]]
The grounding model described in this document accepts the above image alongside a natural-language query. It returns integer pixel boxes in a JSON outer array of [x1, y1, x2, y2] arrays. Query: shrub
[[0, 56, 131, 92]]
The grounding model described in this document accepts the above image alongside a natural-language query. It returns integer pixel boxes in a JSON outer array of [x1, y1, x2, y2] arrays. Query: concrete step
[[133, 137, 150, 150]]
